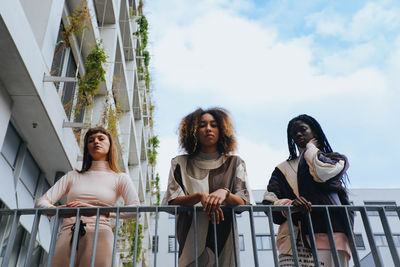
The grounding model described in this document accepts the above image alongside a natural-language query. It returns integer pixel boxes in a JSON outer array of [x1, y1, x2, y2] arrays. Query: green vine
[[100, 77, 122, 136], [119, 220, 143, 264], [143, 50, 150, 67], [138, 0, 144, 16], [134, 16, 148, 50], [75, 43, 107, 114], [151, 173, 161, 205], [55, 0, 90, 53], [147, 136, 159, 166]]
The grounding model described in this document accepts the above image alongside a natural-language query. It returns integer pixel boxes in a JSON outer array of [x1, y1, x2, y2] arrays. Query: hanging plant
[[143, 50, 150, 68], [151, 173, 161, 206], [100, 80, 122, 137], [55, 0, 90, 53], [134, 16, 148, 50], [138, 0, 144, 16], [147, 136, 159, 166], [75, 43, 107, 114]]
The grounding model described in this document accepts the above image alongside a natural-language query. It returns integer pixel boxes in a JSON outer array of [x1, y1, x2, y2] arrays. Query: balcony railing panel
[[0, 205, 400, 266]]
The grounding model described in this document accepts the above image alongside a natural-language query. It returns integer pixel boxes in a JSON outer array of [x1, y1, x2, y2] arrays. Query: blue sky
[[145, 0, 400, 190]]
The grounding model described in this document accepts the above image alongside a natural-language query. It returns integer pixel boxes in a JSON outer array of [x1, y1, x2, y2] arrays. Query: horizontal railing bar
[[1, 205, 399, 216]]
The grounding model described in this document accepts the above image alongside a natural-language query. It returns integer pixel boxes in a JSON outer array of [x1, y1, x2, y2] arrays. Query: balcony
[[0, 205, 399, 267]]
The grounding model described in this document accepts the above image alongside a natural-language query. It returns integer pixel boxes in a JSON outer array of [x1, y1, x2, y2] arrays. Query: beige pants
[[51, 218, 114, 267]]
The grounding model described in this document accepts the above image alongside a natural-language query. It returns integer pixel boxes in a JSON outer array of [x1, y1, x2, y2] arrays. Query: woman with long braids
[[162, 107, 254, 267], [36, 127, 139, 267], [263, 114, 352, 267]]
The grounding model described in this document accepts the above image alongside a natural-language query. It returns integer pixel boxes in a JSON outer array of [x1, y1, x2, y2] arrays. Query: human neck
[[89, 161, 112, 172], [200, 146, 217, 154]]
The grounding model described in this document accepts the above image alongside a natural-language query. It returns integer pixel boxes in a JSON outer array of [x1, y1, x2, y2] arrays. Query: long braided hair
[[287, 114, 333, 161]]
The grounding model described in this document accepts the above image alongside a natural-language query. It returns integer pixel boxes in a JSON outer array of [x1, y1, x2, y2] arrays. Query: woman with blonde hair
[[36, 127, 139, 266], [162, 107, 254, 267]]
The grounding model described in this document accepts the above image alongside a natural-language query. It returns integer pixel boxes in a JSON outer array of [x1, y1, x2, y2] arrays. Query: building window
[[61, 51, 78, 120], [50, 21, 85, 124], [255, 235, 271, 250], [354, 234, 365, 250], [364, 201, 397, 216], [168, 236, 179, 253], [152, 235, 158, 253], [374, 234, 400, 247], [238, 234, 245, 251], [1, 124, 22, 168]]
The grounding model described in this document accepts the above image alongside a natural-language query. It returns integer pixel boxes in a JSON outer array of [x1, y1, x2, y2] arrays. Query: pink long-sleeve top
[[36, 161, 140, 226]]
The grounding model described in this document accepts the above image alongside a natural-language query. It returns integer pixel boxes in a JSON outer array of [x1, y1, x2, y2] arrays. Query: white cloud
[[236, 136, 287, 189], [149, 1, 388, 107], [307, 2, 400, 42]]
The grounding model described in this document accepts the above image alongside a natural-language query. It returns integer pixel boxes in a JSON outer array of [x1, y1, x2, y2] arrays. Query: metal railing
[[0, 205, 399, 267]]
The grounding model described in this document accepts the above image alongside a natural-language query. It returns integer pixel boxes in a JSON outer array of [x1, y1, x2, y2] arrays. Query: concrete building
[[0, 0, 154, 266], [154, 189, 400, 267]]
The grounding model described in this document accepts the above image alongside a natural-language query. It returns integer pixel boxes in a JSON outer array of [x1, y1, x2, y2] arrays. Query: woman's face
[[290, 120, 315, 149], [87, 132, 110, 161], [198, 113, 219, 153]]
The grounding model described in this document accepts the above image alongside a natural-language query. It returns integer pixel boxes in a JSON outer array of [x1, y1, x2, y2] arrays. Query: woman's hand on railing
[[56, 202, 110, 218], [292, 197, 312, 213], [203, 189, 228, 223]]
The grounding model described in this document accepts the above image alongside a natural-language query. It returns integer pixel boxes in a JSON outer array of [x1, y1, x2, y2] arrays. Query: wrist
[[223, 188, 230, 199]]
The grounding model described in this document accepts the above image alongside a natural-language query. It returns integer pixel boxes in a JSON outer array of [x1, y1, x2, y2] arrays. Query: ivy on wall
[[75, 43, 107, 114], [55, 0, 90, 53], [119, 219, 144, 264]]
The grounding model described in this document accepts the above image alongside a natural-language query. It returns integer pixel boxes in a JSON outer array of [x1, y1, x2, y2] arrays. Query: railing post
[[286, 207, 300, 267], [249, 206, 259, 267], [174, 206, 178, 267], [360, 207, 383, 267], [266, 206, 279, 267], [323, 207, 341, 267], [111, 207, 120, 267], [343, 207, 360, 267], [378, 207, 400, 266], [24, 209, 41, 267], [153, 206, 159, 267], [305, 212, 320, 267], [1, 210, 20, 267], [46, 208, 60, 267], [231, 207, 239, 267], [193, 206, 198, 267], [90, 207, 101, 267], [213, 215, 219, 267], [133, 207, 140, 267], [69, 208, 81, 267]]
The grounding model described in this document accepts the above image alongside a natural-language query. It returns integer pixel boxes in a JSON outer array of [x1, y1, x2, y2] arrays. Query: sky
[[144, 0, 400, 190]]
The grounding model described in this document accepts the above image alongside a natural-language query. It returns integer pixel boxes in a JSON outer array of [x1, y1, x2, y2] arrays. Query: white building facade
[[0, 0, 154, 266]]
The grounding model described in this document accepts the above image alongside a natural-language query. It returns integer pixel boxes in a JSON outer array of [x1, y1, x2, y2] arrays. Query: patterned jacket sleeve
[[304, 143, 348, 185], [162, 157, 186, 205], [263, 167, 292, 225]]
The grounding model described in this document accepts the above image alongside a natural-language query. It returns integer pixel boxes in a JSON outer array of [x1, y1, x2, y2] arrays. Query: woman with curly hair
[[263, 114, 352, 267], [162, 107, 253, 267]]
